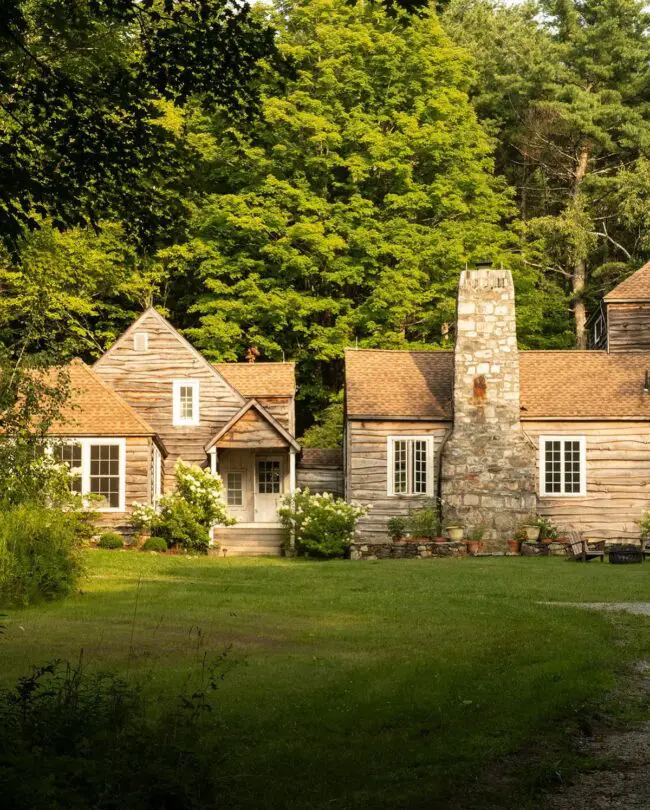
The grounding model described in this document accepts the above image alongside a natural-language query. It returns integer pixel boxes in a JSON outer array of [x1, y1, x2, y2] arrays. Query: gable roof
[[50, 360, 166, 447], [214, 362, 296, 398], [205, 399, 300, 452], [345, 349, 453, 419], [94, 307, 244, 405], [604, 261, 650, 302], [345, 349, 650, 421]]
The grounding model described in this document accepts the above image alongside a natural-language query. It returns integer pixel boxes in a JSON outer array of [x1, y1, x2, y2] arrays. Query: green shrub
[[131, 461, 233, 553], [142, 536, 168, 552], [387, 515, 408, 537], [0, 503, 87, 607], [407, 502, 441, 539], [97, 531, 124, 549], [279, 489, 369, 558], [0, 660, 224, 810]]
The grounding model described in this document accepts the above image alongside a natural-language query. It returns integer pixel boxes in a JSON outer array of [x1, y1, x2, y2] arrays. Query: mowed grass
[[2, 552, 650, 809]]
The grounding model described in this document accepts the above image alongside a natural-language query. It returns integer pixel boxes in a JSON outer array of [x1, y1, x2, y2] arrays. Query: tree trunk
[[572, 144, 590, 349]]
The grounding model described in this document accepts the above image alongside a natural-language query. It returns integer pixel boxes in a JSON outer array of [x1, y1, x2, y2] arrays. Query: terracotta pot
[[433, 536, 447, 544], [466, 540, 481, 555], [447, 526, 464, 542], [507, 539, 521, 554], [406, 536, 429, 544], [392, 535, 404, 543], [524, 525, 541, 542]]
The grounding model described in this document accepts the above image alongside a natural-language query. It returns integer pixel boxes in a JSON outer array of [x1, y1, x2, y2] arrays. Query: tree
[[445, 0, 650, 346], [0, 0, 279, 253], [166, 0, 517, 415]]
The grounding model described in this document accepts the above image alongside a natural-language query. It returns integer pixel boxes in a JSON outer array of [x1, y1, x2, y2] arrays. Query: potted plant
[[465, 525, 485, 554], [407, 503, 440, 543], [523, 518, 541, 542], [387, 515, 408, 543], [446, 525, 464, 542], [507, 538, 521, 554], [537, 516, 558, 544]]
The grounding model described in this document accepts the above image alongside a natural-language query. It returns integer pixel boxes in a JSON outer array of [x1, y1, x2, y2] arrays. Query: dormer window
[[133, 331, 149, 352], [172, 379, 200, 426]]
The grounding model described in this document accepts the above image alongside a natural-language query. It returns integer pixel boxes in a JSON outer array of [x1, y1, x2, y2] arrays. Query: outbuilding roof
[[213, 363, 296, 398], [604, 261, 650, 302], [345, 349, 650, 421]]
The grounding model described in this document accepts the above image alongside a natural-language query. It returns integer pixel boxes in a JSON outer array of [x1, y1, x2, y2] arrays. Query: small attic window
[[133, 332, 149, 352]]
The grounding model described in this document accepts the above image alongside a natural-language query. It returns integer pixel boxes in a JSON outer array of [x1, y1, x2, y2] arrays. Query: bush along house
[[345, 263, 650, 557], [54, 308, 299, 554]]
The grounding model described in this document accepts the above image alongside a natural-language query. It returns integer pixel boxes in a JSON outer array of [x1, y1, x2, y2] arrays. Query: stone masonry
[[440, 267, 536, 550]]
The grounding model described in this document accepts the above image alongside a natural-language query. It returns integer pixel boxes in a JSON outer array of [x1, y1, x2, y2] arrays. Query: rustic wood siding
[[296, 465, 343, 497], [524, 420, 650, 541], [217, 408, 289, 449], [94, 311, 244, 485], [256, 397, 294, 433], [607, 303, 650, 352], [347, 419, 450, 542], [96, 436, 152, 534]]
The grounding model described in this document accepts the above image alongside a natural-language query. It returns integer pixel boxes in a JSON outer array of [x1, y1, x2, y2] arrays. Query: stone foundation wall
[[441, 268, 536, 550], [350, 541, 467, 560]]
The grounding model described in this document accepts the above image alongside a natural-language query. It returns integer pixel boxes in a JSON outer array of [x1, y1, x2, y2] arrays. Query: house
[[55, 309, 299, 552], [345, 264, 650, 551], [48, 358, 167, 532]]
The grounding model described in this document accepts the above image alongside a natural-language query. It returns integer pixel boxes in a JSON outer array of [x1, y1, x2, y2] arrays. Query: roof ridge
[[344, 348, 453, 354]]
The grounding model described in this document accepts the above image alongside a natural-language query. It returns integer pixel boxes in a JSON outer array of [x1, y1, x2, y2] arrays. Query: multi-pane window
[[172, 380, 199, 426], [90, 444, 121, 508], [540, 436, 586, 497], [56, 442, 82, 494], [258, 460, 281, 494], [388, 437, 434, 496], [227, 472, 243, 506]]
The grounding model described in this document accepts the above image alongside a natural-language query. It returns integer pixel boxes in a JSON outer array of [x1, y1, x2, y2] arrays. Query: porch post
[[289, 449, 297, 551], [209, 448, 218, 475]]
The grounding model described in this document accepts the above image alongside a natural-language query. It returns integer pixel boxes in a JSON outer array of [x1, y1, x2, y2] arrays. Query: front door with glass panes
[[255, 456, 283, 522]]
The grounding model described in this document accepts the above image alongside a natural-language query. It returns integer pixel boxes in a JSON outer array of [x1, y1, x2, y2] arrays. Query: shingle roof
[[299, 448, 343, 468], [345, 349, 453, 419], [604, 261, 650, 302], [50, 359, 160, 437], [214, 363, 296, 397], [345, 349, 650, 420]]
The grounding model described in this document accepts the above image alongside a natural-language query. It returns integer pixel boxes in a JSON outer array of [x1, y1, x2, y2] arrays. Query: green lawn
[[2, 552, 649, 809]]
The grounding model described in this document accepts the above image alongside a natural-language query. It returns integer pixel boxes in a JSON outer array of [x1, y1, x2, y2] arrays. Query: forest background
[[3, 0, 650, 443]]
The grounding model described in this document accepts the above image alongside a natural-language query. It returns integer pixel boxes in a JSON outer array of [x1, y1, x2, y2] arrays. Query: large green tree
[[445, 0, 650, 346], [166, 0, 520, 414]]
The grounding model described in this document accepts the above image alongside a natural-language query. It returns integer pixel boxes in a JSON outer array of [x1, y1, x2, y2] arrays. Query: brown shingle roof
[[345, 349, 650, 420], [299, 448, 343, 468], [345, 349, 453, 419], [50, 359, 160, 437], [604, 261, 650, 301], [213, 363, 296, 397], [519, 351, 650, 418]]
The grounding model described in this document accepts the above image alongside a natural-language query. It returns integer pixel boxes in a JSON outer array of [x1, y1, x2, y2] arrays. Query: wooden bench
[[565, 531, 605, 562]]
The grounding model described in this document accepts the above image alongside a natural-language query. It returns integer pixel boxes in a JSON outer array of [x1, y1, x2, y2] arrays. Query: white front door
[[255, 456, 283, 522]]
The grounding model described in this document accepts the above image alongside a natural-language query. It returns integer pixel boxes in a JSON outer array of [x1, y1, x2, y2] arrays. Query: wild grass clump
[[0, 503, 89, 607], [0, 660, 224, 810]]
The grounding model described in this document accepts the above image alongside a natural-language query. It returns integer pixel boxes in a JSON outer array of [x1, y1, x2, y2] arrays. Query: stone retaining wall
[[350, 541, 467, 560]]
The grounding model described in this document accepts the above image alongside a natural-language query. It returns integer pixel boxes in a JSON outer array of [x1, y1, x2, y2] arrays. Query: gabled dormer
[[589, 261, 650, 352]]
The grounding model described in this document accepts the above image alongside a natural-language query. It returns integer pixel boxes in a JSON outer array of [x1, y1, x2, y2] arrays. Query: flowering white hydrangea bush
[[131, 461, 233, 553], [278, 488, 369, 558]]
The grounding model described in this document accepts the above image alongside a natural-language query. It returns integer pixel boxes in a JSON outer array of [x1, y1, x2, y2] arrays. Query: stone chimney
[[440, 266, 536, 549]]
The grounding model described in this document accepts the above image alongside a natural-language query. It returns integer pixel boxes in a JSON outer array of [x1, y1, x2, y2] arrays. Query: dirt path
[[541, 604, 650, 810]]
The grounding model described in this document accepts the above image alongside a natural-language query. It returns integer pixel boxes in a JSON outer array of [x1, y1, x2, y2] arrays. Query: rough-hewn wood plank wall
[[96, 436, 152, 532], [524, 420, 650, 540], [347, 419, 450, 541], [296, 466, 344, 497], [217, 408, 289, 449], [256, 397, 294, 433], [94, 312, 243, 483], [608, 303, 650, 352]]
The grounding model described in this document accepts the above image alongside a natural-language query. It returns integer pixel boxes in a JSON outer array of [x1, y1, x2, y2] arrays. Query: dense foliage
[[131, 460, 233, 553], [0, 660, 225, 810], [0, 503, 90, 607], [279, 489, 369, 558]]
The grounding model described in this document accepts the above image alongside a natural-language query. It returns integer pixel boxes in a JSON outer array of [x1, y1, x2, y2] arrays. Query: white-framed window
[[593, 314, 604, 345], [226, 471, 244, 506], [539, 436, 586, 497], [52, 438, 126, 511], [151, 443, 163, 507], [387, 436, 435, 496], [133, 331, 149, 352], [172, 379, 200, 426]]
